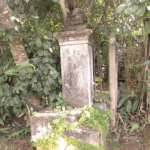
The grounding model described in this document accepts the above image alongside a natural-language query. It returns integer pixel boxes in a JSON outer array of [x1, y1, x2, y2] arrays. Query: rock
[[30, 108, 101, 150], [64, 126, 100, 147], [54, 29, 94, 108]]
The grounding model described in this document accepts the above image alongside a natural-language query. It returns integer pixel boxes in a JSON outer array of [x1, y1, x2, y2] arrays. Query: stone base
[[30, 108, 102, 150]]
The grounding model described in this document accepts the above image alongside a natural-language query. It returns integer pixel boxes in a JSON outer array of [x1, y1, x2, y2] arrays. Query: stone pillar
[[55, 29, 93, 107]]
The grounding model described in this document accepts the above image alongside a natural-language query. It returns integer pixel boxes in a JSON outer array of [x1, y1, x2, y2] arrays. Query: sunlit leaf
[[126, 100, 132, 113], [117, 94, 136, 108]]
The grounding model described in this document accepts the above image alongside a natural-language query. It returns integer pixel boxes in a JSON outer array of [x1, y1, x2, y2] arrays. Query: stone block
[[94, 102, 108, 111], [30, 109, 101, 150], [54, 29, 94, 108], [64, 126, 100, 147], [30, 108, 80, 142]]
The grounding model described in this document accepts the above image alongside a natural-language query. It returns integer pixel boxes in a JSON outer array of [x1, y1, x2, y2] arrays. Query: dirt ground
[[0, 137, 31, 150]]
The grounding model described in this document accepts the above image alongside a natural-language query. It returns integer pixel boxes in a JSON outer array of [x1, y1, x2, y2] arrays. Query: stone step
[[30, 108, 103, 150]]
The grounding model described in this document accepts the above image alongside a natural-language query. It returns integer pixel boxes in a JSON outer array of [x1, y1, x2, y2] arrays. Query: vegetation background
[[0, 0, 150, 149]]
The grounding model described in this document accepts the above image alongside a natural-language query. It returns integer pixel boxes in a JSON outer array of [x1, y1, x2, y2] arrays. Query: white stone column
[[55, 29, 93, 107]]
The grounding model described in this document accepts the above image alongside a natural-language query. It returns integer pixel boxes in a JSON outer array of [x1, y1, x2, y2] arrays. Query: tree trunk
[[0, 0, 28, 63]]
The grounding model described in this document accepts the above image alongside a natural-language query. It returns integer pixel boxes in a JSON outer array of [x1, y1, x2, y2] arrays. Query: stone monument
[[54, 12, 94, 107]]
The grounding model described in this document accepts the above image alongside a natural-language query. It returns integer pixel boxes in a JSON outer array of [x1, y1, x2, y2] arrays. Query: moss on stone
[[33, 106, 111, 150]]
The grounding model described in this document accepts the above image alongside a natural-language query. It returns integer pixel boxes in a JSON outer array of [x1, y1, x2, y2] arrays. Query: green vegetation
[[0, 0, 150, 149], [33, 106, 110, 150]]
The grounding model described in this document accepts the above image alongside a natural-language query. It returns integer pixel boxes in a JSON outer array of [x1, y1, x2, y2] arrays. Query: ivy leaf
[[33, 57, 40, 64], [36, 37, 42, 47], [29, 41, 36, 46], [42, 43, 49, 49], [137, 3, 146, 16], [46, 32, 52, 38], [116, 4, 127, 13], [10, 100, 14, 106], [126, 100, 132, 113], [32, 77, 37, 82], [44, 40, 51, 48], [49, 90, 56, 101], [51, 69, 58, 79], [38, 50, 44, 56], [42, 57, 49, 63]]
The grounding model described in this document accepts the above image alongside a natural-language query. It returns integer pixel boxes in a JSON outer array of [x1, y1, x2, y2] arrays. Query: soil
[[0, 138, 31, 150], [0, 117, 32, 150]]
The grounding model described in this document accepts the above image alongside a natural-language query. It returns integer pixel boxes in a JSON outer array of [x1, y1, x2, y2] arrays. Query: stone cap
[[54, 29, 93, 39]]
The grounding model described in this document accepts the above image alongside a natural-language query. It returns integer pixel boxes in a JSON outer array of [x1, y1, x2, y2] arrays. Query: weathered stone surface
[[31, 109, 100, 150], [31, 108, 80, 142], [64, 126, 100, 147], [54, 29, 94, 108], [94, 102, 108, 111]]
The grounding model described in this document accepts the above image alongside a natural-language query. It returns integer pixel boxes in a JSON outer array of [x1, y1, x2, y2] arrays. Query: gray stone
[[30, 108, 79, 142], [94, 102, 108, 111], [54, 29, 94, 108], [64, 126, 100, 147], [31, 109, 101, 150]]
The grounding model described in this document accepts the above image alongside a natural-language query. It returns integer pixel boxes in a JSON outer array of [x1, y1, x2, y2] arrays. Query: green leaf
[[18, 108, 27, 117], [29, 41, 36, 46], [0, 117, 4, 125], [9, 33, 14, 41], [126, 100, 132, 113], [120, 82, 126, 91], [42, 57, 49, 63], [33, 57, 40, 64], [10, 100, 14, 106], [147, 98, 150, 104], [49, 90, 56, 101], [38, 50, 44, 56], [143, 60, 150, 65], [130, 123, 139, 133], [44, 40, 51, 48], [116, 4, 127, 13], [5, 33, 9, 41], [33, 77, 37, 82], [147, 87, 150, 93], [144, 22, 150, 35], [147, 72, 150, 76], [51, 69, 58, 79], [117, 94, 136, 108], [0, 88, 4, 98], [146, 79, 150, 84], [46, 32, 52, 38], [53, 0, 58, 2], [36, 37, 42, 47], [42, 43, 49, 49], [137, 3, 146, 16], [124, 3, 137, 14], [132, 100, 139, 112]]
